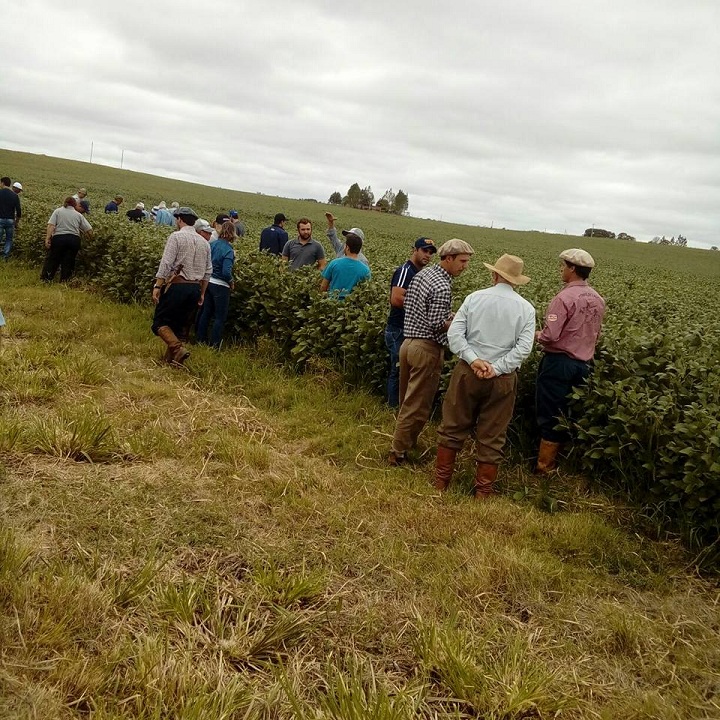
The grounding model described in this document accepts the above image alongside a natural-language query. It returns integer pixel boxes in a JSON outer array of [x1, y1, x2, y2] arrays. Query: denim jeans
[[0, 218, 14, 260], [196, 283, 231, 348], [384, 325, 404, 407]]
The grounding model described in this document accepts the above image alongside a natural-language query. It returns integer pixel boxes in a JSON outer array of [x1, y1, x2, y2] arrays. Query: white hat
[[342, 227, 365, 242], [559, 248, 595, 268], [136, 202, 145, 210], [12, 182, 22, 191], [194, 219, 212, 234]]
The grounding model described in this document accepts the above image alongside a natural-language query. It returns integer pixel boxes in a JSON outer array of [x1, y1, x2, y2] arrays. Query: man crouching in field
[[151, 207, 212, 365], [534, 248, 605, 473]]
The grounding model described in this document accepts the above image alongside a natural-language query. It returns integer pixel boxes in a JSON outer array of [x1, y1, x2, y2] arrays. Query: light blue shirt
[[448, 282, 535, 376]]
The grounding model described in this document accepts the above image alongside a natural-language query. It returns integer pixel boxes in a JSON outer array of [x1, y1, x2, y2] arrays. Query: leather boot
[[535, 439, 561, 475], [433, 446, 458, 491], [474, 462, 498, 499], [157, 326, 190, 365]]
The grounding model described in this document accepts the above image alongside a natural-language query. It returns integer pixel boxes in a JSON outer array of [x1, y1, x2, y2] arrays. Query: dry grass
[[1, 265, 720, 719]]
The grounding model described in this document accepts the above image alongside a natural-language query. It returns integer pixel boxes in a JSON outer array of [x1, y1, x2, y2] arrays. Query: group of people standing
[[385, 240, 605, 495]]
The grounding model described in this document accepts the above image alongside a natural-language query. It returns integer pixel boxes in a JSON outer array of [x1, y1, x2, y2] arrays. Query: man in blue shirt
[[320, 233, 370, 299], [384, 237, 437, 407], [259, 213, 289, 255]]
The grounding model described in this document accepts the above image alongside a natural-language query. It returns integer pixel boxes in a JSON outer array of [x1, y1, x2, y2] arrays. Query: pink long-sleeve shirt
[[537, 280, 605, 361]]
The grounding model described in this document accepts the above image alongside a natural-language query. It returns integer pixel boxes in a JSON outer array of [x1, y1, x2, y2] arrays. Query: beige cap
[[483, 254, 530, 285], [559, 248, 595, 268], [438, 238, 475, 257]]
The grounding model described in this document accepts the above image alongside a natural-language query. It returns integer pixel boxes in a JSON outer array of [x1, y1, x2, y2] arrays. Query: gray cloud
[[3, 0, 719, 246]]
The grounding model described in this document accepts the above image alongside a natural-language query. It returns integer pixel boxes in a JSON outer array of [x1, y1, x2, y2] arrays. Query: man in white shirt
[[434, 254, 535, 498]]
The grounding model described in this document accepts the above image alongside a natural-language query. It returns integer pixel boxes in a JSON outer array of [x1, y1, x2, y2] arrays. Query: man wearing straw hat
[[434, 254, 535, 498]]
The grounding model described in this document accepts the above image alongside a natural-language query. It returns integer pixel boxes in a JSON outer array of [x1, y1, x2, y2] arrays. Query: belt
[[172, 278, 201, 285]]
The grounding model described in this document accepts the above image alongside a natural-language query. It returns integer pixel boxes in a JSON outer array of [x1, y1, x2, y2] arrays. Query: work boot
[[433, 445, 457, 491], [157, 326, 190, 365], [387, 451, 406, 467], [535, 440, 561, 475], [474, 462, 499, 499]]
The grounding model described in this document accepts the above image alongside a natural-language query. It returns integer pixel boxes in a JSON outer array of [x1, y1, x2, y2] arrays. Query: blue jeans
[[196, 283, 231, 348], [384, 325, 404, 407], [0, 218, 14, 260]]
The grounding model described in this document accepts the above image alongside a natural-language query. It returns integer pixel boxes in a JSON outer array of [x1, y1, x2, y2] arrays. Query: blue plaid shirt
[[402, 264, 453, 345]]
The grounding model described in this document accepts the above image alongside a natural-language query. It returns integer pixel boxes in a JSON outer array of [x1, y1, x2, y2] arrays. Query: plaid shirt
[[402, 264, 453, 345], [156, 225, 212, 282]]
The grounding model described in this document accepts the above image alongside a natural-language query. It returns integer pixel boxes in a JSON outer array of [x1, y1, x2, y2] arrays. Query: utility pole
[[120, 150, 124, 169], [90, 141, 94, 164]]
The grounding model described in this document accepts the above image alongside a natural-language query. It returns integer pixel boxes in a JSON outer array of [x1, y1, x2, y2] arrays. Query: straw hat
[[483, 254, 530, 285]]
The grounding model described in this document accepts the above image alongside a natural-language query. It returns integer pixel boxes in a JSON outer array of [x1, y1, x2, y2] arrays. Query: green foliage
[[4, 147, 720, 546]]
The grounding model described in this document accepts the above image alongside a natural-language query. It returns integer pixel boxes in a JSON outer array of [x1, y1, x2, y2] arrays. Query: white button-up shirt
[[448, 282, 536, 376]]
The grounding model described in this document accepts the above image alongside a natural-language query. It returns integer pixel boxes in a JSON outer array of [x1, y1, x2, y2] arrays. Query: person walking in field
[[0, 177, 21, 261], [259, 213, 289, 256], [41, 197, 92, 282], [320, 231, 371, 299], [324, 212, 369, 266], [384, 237, 437, 407], [151, 207, 212, 366], [282, 218, 326, 270], [387, 238, 475, 466], [126, 202, 146, 222], [434, 254, 535, 498], [534, 248, 605, 474], [155, 202, 176, 226], [196, 221, 236, 348]]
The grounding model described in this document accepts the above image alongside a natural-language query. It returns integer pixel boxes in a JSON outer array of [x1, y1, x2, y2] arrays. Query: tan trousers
[[392, 338, 444, 455], [437, 360, 517, 464]]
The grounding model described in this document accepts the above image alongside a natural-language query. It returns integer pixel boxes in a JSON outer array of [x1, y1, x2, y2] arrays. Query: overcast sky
[[3, 0, 719, 246]]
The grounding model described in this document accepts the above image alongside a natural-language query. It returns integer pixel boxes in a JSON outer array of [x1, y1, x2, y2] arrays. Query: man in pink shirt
[[534, 248, 605, 474]]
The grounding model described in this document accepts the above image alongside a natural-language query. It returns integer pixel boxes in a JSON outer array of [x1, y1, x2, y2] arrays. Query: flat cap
[[438, 238, 475, 257], [559, 248, 595, 268]]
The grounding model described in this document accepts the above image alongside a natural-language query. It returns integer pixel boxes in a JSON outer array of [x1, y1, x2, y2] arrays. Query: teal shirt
[[321, 257, 371, 299]]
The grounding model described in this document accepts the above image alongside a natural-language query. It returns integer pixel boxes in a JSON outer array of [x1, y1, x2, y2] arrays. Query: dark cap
[[215, 213, 231, 225], [229, 210, 238, 218], [274, 213, 288, 224], [174, 206, 198, 220], [414, 237, 437, 253]]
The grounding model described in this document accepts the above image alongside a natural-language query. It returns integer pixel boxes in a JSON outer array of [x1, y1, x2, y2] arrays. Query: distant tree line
[[328, 184, 409, 215], [583, 228, 635, 241], [650, 235, 688, 247]]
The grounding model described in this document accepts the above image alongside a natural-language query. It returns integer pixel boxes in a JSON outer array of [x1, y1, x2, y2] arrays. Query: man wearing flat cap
[[534, 248, 605, 473], [151, 207, 212, 365], [435, 254, 535, 497], [384, 237, 437, 407], [388, 238, 474, 466]]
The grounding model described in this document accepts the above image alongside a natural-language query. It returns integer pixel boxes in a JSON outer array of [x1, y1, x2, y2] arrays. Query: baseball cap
[[136, 202, 145, 210], [438, 239, 475, 257], [274, 213, 288, 224], [414, 237, 437, 253], [559, 248, 595, 268], [229, 210, 238, 218], [342, 227, 365, 242], [215, 213, 231, 225], [195, 219, 213, 234], [12, 182, 22, 191]]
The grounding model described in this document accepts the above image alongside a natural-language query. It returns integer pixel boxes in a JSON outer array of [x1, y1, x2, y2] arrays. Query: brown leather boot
[[434, 446, 457, 491], [474, 462, 498, 499], [535, 440, 561, 475], [157, 326, 190, 365]]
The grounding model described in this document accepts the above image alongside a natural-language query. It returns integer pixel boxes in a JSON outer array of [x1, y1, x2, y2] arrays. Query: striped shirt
[[403, 264, 453, 345], [387, 260, 420, 329], [156, 225, 212, 282]]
